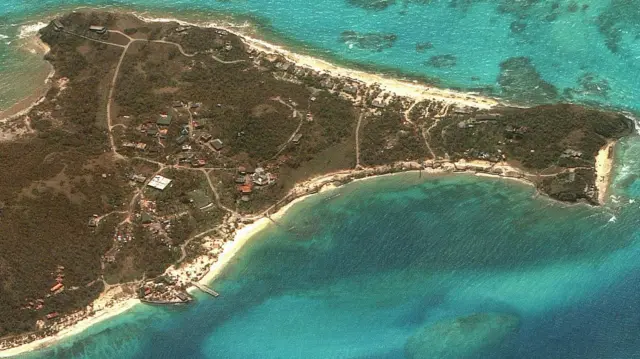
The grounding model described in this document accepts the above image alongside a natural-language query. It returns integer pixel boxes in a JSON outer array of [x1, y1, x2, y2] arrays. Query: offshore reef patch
[[340, 31, 398, 52]]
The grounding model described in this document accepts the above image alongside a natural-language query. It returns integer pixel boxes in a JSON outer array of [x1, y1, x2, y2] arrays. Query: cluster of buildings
[[234, 166, 277, 201], [247, 48, 366, 103], [51, 19, 107, 35], [138, 276, 191, 304]]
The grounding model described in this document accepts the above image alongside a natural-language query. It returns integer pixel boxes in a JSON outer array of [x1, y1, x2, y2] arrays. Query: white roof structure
[[147, 175, 172, 190]]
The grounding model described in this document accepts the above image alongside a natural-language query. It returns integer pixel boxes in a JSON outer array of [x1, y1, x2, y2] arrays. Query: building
[[187, 189, 214, 210], [147, 175, 172, 190], [190, 158, 206, 167], [343, 84, 358, 96], [175, 135, 187, 145], [211, 139, 224, 150], [157, 114, 173, 127], [251, 168, 270, 186], [135, 142, 147, 151], [147, 128, 158, 137], [562, 149, 583, 158], [130, 174, 146, 183], [52, 20, 64, 31], [172, 101, 183, 108], [238, 184, 253, 194], [200, 133, 212, 142], [235, 175, 248, 184], [454, 107, 472, 114], [292, 133, 303, 144], [50, 283, 63, 292], [46, 312, 59, 320], [372, 97, 386, 108], [89, 25, 107, 34]]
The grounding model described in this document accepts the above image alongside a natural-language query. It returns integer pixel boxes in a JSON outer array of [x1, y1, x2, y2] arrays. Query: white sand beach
[[595, 141, 615, 205], [0, 298, 139, 358], [133, 13, 499, 110]]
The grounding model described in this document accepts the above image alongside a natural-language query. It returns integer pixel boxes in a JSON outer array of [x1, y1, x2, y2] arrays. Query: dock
[[191, 282, 219, 297]]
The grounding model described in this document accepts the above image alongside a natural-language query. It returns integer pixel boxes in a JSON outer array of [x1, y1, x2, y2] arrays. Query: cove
[[19, 169, 640, 359]]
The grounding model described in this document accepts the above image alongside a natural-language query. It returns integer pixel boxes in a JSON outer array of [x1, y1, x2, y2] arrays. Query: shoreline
[[0, 36, 53, 122], [0, 10, 625, 356], [596, 141, 616, 205], [131, 13, 499, 109], [197, 162, 538, 285], [0, 298, 139, 358], [0, 158, 599, 357]]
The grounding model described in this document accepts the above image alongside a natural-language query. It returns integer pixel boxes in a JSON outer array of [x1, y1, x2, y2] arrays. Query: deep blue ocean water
[[3, 0, 640, 358]]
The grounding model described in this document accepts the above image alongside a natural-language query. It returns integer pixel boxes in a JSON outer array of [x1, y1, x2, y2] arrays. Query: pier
[[191, 282, 219, 297]]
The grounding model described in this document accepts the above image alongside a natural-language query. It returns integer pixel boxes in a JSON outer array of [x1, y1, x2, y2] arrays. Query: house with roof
[[157, 113, 173, 127], [147, 175, 172, 190], [89, 25, 107, 34], [211, 139, 224, 151], [52, 20, 64, 31], [175, 135, 187, 145], [238, 184, 253, 194]]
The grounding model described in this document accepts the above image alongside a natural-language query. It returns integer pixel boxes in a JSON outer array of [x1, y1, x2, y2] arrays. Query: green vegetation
[[0, 9, 634, 341]]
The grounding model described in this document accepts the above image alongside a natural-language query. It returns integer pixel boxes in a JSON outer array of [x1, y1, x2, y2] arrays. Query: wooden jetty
[[191, 282, 219, 297]]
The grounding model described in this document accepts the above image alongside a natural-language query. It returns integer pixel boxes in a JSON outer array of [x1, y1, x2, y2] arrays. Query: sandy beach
[[0, 299, 139, 358], [0, 36, 53, 123], [133, 13, 499, 110], [197, 180, 341, 286], [0, 11, 615, 356], [595, 141, 615, 205]]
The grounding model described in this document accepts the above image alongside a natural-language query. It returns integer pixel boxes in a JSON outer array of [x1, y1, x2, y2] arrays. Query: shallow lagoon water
[[4, 0, 640, 357], [19, 146, 640, 358], [2, 0, 640, 110]]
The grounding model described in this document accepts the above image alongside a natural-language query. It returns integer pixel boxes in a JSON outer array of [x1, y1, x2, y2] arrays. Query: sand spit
[[595, 141, 616, 205]]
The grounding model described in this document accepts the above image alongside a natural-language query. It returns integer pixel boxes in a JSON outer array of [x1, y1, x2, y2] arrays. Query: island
[[0, 10, 634, 354]]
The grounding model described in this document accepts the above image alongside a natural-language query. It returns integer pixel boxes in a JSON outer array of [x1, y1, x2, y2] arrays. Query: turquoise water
[[17, 138, 640, 358], [5, 1, 640, 357], [2, 0, 640, 110]]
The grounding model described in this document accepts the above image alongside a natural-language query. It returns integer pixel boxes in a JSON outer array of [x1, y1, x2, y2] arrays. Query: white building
[[147, 175, 172, 190]]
